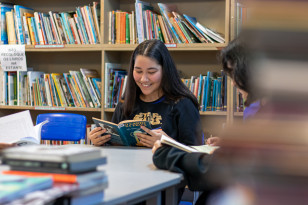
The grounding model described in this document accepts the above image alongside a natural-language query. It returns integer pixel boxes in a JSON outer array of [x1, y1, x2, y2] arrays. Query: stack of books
[[0, 174, 53, 204], [1, 145, 108, 204]]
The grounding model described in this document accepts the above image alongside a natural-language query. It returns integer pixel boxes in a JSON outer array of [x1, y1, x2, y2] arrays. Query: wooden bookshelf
[[1, 0, 235, 135], [0, 105, 101, 112], [25, 44, 102, 52], [101, 0, 231, 136], [234, 112, 244, 117]]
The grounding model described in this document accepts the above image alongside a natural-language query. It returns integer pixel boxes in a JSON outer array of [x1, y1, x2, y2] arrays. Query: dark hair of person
[[221, 38, 257, 106], [123, 39, 199, 117]]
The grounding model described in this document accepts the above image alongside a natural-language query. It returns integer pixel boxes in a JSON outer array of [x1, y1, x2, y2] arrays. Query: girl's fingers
[[141, 126, 158, 137], [139, 135, 155, 147], [92, 135, 111, 146]]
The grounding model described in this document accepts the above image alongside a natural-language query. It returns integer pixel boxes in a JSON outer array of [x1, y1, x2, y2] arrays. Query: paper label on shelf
[[34, 45, 65, 49], [0, 45, 27, 71], [165, 44, 177, 48], [35, 106, 66, 111]]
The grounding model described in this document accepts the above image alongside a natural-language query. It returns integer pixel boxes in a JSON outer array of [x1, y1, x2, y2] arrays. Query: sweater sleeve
[[172, 98, 204, 145], [153, 145, 214, 191]]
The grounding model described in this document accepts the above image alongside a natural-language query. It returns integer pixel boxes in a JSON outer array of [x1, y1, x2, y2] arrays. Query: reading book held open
[[92, 117, 151, 146], [161, 135, 219, 154]]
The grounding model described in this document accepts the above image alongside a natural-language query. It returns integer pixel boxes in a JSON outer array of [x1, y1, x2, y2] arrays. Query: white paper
[[34, 120, 48, 141], [0, 45, 27, 71], [0, 110, 35, 143]]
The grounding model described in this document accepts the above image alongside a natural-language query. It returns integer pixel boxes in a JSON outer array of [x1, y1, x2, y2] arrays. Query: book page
[[161, 135, 197, 153], [0, 110, 36, 143], [191, 145, 219, 154]]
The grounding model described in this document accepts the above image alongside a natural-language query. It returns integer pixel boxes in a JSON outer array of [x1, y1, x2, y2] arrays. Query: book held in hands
[[161, 134, 219, 154], [92, 117, 152, 146]]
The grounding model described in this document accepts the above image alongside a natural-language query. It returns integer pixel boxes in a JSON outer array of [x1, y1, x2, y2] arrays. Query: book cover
[[80, 68, 100, 107], [157, 3, 182, 43], [135, 0, 153, 43], [53, 12, 67, 44], [92, 117, 152, 146], [63, 73, 79, 107], [34, 12, 45, 45], [6, 10, 17, 44], [92, 2, 101, 43], [160, 134, 218, 154], [104, 63, 122, 108], [91, 77, 101, 99], [14, 5, 34, 45], [0, 3, 13, 44], [73, 70, 94, 107]]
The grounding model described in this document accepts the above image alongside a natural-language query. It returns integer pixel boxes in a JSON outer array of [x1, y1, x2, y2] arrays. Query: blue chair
[[36, 113, 87, 141]]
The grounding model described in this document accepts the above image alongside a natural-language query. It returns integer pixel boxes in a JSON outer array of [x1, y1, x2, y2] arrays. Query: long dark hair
[[221, 38, 257, 106], [123, 39, 199, 117]]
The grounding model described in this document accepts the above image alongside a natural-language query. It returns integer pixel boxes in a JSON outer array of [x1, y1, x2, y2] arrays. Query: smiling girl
[[89, 39, 203, 147]]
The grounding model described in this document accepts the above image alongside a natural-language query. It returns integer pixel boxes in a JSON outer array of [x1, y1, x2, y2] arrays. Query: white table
[[98, 147, 183, 205]]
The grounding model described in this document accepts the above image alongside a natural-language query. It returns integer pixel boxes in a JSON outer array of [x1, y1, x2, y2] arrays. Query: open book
[[92, 117, 151, 146], [0, 110, 48, 146], [161, 135, 219, 154]]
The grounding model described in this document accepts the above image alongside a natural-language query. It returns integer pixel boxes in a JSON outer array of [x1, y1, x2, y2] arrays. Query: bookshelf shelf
[[104, 108, 115, 113], [200, 111, 227, 116], [102, 43, 227, 51], [234, 112, 244, 117], [25, 45, 102, 52], [0, 105, 101, 112], [104, 108, 227, 116]]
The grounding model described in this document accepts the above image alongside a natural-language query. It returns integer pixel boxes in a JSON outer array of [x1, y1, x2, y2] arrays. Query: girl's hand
[[89, 127, 111, 146], [206, 136, 221, 146], [152, 140, 162, 154], [136, 126, 167, 148]]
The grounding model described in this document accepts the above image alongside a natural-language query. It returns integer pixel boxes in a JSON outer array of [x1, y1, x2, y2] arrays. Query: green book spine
[[125, 13, 130, 44], [13, 73, 17, 105]]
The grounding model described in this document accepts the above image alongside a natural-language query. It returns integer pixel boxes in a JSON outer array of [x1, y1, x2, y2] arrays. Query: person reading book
[[151, 38, 264, 204], [89, 39, 203, 147]]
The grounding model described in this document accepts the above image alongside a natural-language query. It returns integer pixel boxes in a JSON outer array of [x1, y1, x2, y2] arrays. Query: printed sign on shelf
[[0, 45, 27, 71]]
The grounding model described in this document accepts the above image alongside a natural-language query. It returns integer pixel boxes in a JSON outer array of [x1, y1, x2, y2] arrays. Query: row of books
[[0, 68, 102, 108], [108, 1, 225, 44], [0, 2, 100, 45], [104, 63, 127, 108], [183, 71, 227, 112], [108, 10, 136, 44]]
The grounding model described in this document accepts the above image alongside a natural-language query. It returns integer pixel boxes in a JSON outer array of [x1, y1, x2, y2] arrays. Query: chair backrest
[[36, 113, 87, 141]]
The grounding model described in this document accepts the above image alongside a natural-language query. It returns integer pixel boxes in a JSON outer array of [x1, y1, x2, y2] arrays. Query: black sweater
[[112, 96, 203, 145]]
